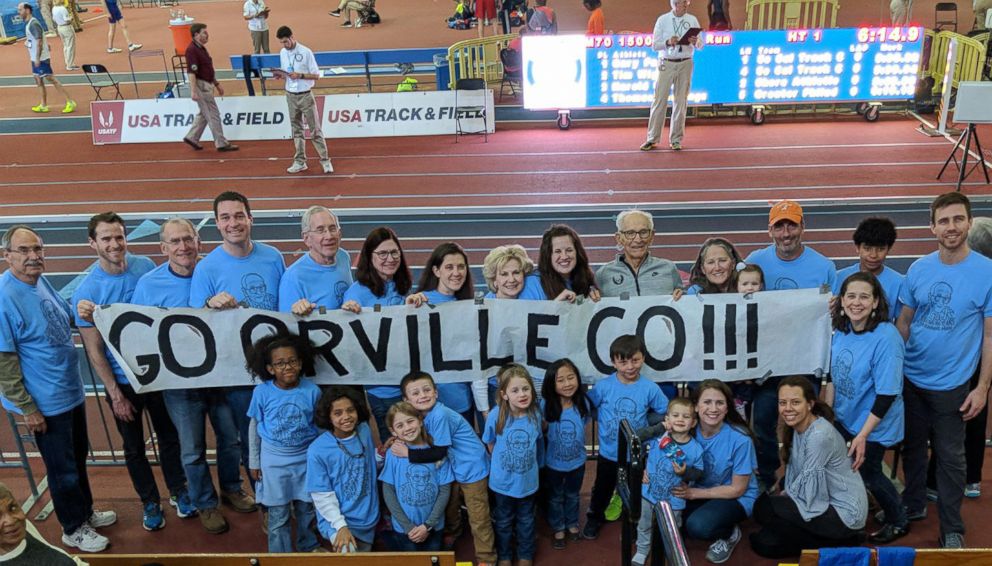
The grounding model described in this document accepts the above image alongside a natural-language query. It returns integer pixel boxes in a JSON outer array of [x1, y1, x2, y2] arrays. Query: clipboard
[[677, 27, 702, 45], [267, 68, 289, 79]]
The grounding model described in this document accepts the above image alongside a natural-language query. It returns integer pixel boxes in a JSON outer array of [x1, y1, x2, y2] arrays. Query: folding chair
[[935, 2, 957, 31], [498, 47, 521, 102], [82, 64, 124, 100], [454, 78, 488, 142]]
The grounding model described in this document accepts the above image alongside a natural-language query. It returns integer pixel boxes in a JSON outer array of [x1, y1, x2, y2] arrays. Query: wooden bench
[[797, 548, 992, 566], [84, 552, 457, 566]]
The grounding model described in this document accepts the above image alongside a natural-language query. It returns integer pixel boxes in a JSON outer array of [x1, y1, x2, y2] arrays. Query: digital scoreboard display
[[521, 27, 924, 110]]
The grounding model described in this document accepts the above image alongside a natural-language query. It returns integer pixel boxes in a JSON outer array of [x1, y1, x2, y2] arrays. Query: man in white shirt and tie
[[276, 26, 332, 175], [641, 0, 702, 152]]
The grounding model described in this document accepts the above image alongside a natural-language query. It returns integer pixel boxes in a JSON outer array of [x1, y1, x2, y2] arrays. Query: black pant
[[749, 494, 862, 559], [586, 456, 618, 523], [106, 382, 187, 504], [927, 364, 987, 486]]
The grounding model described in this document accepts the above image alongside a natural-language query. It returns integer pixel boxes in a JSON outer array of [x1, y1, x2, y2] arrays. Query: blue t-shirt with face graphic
[[306, 423, 379, 542], [833, 264, 904, 321], [482, 405, 544, 498], [540, 399, 589, 472], [899, 251, 992, 390], [189, 241, 285, 310], [642, 433, 705, 509], [423, 402, 490, 484], [379, 445, 455, 533], [831, 323, 904, 447], [342, 279, 405, 400], [587, 373, 668, 462], [0, 272, 84, 417], [694, 423, 760, 516], [420, 291, 473, 415], [745, 244, 836, 291], [247, 379, 321, 451], [278, 250, 353, 312]]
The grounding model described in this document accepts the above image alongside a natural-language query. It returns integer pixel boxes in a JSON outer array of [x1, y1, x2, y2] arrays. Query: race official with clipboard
[[642, 0, 703, 152], [274, 26, 333, 174]]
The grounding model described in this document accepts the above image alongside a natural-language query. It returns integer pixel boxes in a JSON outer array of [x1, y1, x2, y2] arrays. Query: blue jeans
[[493, 492, 536, 561], [366, 392, 402, 444], [683, 498, 747, 541], [34, 403, 93, 534], [545, 466, 585, 532], [163, 388, 243, 510], [267, 500, 318, 553], [385, 529, 443, 552], [224, 386, 255, 492]]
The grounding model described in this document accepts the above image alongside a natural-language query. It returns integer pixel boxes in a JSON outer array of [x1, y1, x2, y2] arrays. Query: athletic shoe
[[62, 100, 77, 113], [221, 489, 257, 513], [341, 20, 353, 28], [329, 9, 341, 16], [62, 524, 109, 553], [107, 47, 122, 53], [31, 104, 50, 113], [875, 506, 926, 523], [77, 5, 87, 12], [705, 525, 741, 564], [552, 532, 566, 550], [287, 162, 309, 174], [45, 31, 57, 37], [670, 142, 682, 151], [927, 488, 939, 501], [183, 137, 203, 150], [199, 507, 229, 534], [170, 489, 198, 518], [632, 552, 648, 566], [965, 482, 981, 498], [581, 518, 601, 540], [142, 501, 165, 531], [940, 532, 965, 549], [66, 66, 80, 71], [869, 523, 909, 544], [321, 160, 334, 174], [87, 509, 117, 529], [604, 492, 623, 521], [128, 43, 142, 51], [217, 144, 240, 152], [639, 141, 657, 151]]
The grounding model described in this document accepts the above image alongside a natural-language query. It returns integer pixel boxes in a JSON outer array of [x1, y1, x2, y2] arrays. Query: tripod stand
[[937, 123, 990, 191]]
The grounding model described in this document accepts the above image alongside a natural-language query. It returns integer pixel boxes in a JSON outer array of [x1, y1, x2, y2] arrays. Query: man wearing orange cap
[[745, 199, 837, 489]]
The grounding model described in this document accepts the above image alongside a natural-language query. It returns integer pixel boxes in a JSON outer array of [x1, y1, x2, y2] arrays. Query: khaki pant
[[39, 0, 56, 32], [287, 90, 329, 166], [645, 59, 693, 146], [976, 0, 992, 30], [186, 80, 229, 148], [444, 477, 496, 563], [57, 24, 75, 68], [250, 29, 269, 54], [890, 0, 910, 25]]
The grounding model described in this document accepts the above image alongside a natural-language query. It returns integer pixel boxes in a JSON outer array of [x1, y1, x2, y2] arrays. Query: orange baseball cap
[[768, 200, 803, 227]]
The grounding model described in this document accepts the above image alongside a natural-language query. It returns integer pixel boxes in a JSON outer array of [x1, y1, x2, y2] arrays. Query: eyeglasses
[[164, 236, 196, 247], [270, 359, 301, 371], [6, 246, 44, 256], [373, 249, 401, 260], [619, 229, 652, 240], [308, 225, 340, 236]]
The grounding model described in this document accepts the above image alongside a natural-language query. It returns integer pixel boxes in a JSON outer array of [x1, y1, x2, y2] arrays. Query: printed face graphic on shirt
[[269, 401, 309, 445], [241, 273, 277, 310], [605, 397, 638, 441], [500, 428, 535, 473], [334, 280, 349, 304], [649, 454, 675, 502], [920, 281, 955, 331], [42, 299, 71, 345], [400, 464, 438, 507], [341, 450, 367, 501], [702, 448, 729, 485], [774, 277, 799, 290], [832, 349, 855, 400], [553, 419, 584, 462]]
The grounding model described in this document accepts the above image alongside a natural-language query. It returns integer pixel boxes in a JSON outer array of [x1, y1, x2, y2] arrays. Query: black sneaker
[[341, 20, 353, 28], [869, 523, 909, 544], [581, 519, 601, 540], [329, 9, 341, 16], [875, 506, 926, 524]]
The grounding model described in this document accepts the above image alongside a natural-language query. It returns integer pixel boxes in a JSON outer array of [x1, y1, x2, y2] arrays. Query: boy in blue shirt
[[833, 217, 904, 320], [583, 335, 668, 540]]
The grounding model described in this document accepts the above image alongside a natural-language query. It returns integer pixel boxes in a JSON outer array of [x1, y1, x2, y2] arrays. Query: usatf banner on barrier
[[93, 291, 831, 393], [90, 90, 494, 144]]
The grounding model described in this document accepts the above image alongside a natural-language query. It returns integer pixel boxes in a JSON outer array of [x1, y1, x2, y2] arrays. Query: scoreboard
[[521, 27, 924, 110]]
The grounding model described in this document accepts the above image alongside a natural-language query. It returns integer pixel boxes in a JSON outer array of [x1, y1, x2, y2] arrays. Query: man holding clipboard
[[274, 26, 333, 174], [641, 0, 703, 152]]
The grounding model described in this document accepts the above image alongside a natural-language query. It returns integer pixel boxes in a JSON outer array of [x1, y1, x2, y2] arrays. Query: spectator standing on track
[[19, 3, 75, 114], [243, 0, 270, 54], [641, 0, 703, 152], [131, 217, 246, 535], [0, 225, 117, 554], [183, 23, 239, 152], [39, 0, 57, 36], [276, 26, 334, 174], [890, 0, 911, 25], [52, 0, 78, 70], [72, 212, 194, 533], [708, 0, 731, 29], [101, 0, 141, 53], [976, 0, 992, 30], [596, 209, 683, 298], [584, 0, 604, 34], [278, 205, 353, 314]]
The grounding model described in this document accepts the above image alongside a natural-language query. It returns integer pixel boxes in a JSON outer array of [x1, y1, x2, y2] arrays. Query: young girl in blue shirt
[[246, 332, 322, 553], [483, 364, 544, 566], [540, 358, 591, 549]]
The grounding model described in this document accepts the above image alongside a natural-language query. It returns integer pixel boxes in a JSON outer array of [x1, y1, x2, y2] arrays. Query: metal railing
[[744, 0, 839, 30], [446, 33, 518, 89]]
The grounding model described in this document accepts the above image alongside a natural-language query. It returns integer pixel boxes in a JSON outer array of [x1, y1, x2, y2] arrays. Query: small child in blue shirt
[[634, 397, 704, 566], [246, 332, 322, 553], [584, 335, 669, 539], [483, 364, 544, 565]]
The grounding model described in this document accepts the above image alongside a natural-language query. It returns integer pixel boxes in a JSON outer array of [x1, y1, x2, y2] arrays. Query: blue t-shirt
[[132, 262, 193, 307], [0, 273, 85, 417], [379, 445, 455, 533], [189, 242, 285, 310], [831, 323, 905, 447], [642, 433, 705, 509], [247, 379, 321, 451], [71, 255, 155, 384], [900, 251, 992, 390], [422, 291, 473, 414], [518, 273, 574, 301], [541, 400, 589, 472], [423, 402, 490, 483], [483, 406, 544, 498], [587, 373, 668, 462], [695, 423, 760, 516], [343, 279, 405, 399], [833, 264, 904, 320], [306, 423, 379, 541], [277, 250, 353, 312], [745, 244, 836, 291]]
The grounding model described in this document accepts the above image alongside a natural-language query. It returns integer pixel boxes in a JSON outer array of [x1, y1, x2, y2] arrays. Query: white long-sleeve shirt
[[652, 11, 701, 60]]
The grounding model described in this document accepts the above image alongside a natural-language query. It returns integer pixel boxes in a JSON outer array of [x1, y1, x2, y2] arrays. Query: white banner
[[93, 291, 831, 393], [90, 90, 495, 145]]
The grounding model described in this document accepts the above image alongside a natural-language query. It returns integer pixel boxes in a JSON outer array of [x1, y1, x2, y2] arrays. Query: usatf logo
[[91, 101, 125, 144]]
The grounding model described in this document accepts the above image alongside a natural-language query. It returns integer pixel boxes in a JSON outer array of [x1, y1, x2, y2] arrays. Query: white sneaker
[[87, 509, 117, 528], [321, 160, 334, 174], [287, 162, 308, 174], [62, 524, 109, 553]]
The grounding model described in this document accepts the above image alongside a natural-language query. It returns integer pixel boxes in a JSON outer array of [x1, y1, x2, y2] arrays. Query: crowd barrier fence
[[445, 34, 517, 90], [744, 0, 839, 31], [922, 30, 988, 104]]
